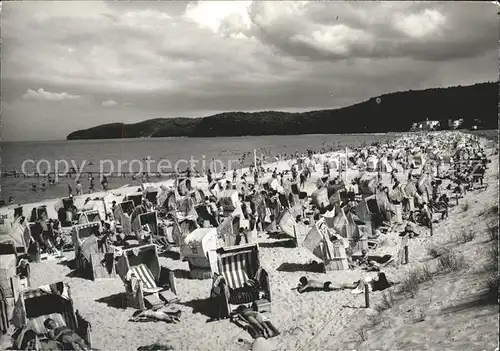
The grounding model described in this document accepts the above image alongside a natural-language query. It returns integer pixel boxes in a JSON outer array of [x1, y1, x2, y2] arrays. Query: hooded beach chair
[[116, 244, 177, 310], [143, 185, 159, 206], [0, 241, 31, 335], [71, 222, 115, 280], [210, 243, 271, 319], [78, 209, 101, 225], [114, 200, 135, 235], [126, 191, 144, 207], [177, 177, 192, 196], [11, 281, 92, 349]]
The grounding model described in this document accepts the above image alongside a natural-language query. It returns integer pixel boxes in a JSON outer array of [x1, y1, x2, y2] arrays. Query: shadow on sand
[[173, 269, 191, 279], [178, 297, 220, 321], [440, 289, 498, 315], [277, 262, 325, 273], [159, 250, 181, 261], [95, 292, 126, 309]]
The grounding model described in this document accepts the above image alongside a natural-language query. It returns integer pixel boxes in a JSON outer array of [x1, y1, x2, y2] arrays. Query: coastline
[[1, 143, 371, 218]]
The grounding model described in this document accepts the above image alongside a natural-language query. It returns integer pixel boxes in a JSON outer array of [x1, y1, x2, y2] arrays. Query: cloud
[[101, 100, 118, 108], [0, 1, 497, 141], [393, 9, 446, 38], [21, 88, 81, 101]]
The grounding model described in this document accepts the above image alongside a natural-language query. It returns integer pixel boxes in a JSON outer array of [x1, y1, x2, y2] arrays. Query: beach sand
[[1, 135, 498, 351]]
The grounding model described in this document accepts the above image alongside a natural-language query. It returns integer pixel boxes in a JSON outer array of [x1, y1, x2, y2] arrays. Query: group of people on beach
[[0, 131, 492, 350]]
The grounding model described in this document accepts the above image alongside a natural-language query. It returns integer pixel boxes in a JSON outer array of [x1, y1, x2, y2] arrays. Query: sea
[[0, 133, 400, 205]]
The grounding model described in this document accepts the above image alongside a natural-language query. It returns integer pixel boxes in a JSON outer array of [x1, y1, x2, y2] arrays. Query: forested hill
[[66, 82, 498, 140]]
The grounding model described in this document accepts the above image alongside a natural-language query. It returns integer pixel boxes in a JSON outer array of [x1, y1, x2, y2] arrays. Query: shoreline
[[0, 140, 376, 215]]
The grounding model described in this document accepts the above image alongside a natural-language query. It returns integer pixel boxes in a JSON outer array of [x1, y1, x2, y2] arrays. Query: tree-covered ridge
[[66, 82, 498, 140]]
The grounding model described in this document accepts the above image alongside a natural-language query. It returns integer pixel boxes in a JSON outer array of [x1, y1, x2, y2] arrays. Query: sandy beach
[[1, 132, 497, 351]]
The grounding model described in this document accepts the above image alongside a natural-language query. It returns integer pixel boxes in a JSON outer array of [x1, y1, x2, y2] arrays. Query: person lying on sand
[[44, 318, 90, 351], [296, 272, 393, 293], [295, 276, 359, 293], [234, 306, 280, 339], [129, 309, 182, 323]]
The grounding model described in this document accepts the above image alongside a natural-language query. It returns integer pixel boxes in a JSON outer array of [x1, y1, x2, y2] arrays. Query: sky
[[1, 1, 498, 141]]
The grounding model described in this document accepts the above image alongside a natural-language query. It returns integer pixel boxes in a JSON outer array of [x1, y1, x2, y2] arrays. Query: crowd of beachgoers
[[0, 130, 496, 351]]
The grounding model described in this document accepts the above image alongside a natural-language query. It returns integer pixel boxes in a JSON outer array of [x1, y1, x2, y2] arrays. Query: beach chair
[[195, 204, 215, 228], [115, 201, 135, 235], [126, 192, 144, 207], [177, 177, 192, 195], [78, 209, 101, 225], [133, 211, 163, 247], [189, 189, 205, 207], [210, 243, 271, 319], [116, 244, 178, 310], [29, 206, 48, 223], [276, 209, 299, 247], [0, 241, 31, 296], [162, 191, 179, 212], [71, 222, 116, 280], [144, 186, 159, 206], [0, 242, 31, 335], [1, 215, 31, 258], [138, 211, 159, 236], [11, 281, 92, 349]]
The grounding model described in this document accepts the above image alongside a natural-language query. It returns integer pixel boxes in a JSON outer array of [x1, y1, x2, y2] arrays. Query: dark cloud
[[0, 1, 497, 141]]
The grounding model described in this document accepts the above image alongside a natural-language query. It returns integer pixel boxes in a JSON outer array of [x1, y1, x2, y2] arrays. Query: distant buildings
[[410, 118, 465, 132], [410, 119, 441, 132], [448, 118, 464, 129]]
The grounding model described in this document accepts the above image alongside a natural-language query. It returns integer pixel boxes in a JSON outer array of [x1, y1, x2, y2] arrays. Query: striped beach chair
[[210, 243, 271, 319], [10, 282, 92, 349], [128, 264, 162, 293], [116, 244, 177, 310]]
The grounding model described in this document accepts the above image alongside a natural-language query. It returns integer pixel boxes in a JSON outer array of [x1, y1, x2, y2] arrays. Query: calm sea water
[[0, 133, 398, 204]]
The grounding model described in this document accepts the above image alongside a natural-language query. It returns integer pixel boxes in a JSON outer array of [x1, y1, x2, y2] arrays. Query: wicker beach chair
[[209, 243, 271, 319], [125, 192, 144, 207], [11, 281, 92, 349], [71, 222, 116, 280], [116, 244, 177, 310], [114, 200, 136, 235], [0, 241, 31, 335], [143, 186, 159, 206], [78, 209, 101, 225]]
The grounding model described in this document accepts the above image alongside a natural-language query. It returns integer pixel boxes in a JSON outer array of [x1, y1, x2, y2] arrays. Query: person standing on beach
[[207, 168, 213, 184], [101, 175, 109, 191], [75, 181, 82, 196], [67, 184, 73, 196], [89, 176, 95, 194]]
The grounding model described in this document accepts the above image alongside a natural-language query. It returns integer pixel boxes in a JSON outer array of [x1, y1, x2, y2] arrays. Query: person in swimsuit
[[129, 309, 181, 323], [234, 306, 280, 339], [296, 276, 358, 293], [44, 318, 90, 351]]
